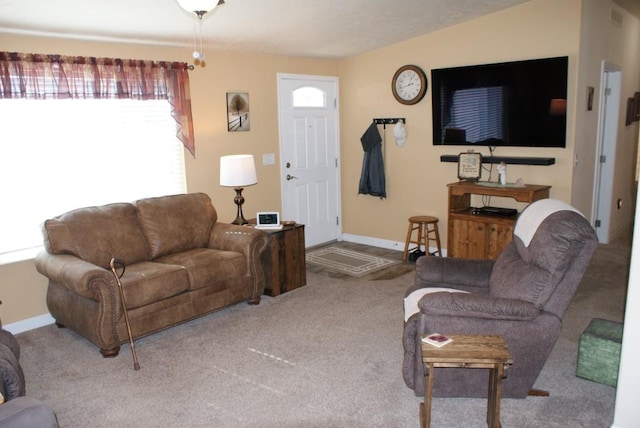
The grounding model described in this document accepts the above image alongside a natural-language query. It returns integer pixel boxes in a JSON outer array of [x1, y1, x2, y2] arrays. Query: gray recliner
[[0, 329, 58, 427], [402, 199, 598, 398]]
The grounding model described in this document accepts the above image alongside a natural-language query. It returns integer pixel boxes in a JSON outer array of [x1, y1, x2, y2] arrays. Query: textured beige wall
[[2, 0, 639, 327], [0, 35, 338, 325], [573, 0, 640, 239], [338, 0, 581, 245]]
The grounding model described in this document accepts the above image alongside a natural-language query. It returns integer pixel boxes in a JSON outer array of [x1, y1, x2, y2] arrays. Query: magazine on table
[[421, 333, 453, 347]]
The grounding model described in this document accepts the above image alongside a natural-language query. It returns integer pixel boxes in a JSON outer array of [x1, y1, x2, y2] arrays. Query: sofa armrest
[[413, 256, 494, 291], [34, 251, 114, 302], [418, 292, 541, 321], [209, 223, 270, 297]]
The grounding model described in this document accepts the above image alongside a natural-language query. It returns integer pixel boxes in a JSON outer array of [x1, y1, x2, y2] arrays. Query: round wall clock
[[391, 65, 428, 105]]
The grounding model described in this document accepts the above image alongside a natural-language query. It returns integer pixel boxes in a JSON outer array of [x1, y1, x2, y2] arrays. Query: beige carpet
[[305, 246, 401, 277], [15, 236, 629, 427]]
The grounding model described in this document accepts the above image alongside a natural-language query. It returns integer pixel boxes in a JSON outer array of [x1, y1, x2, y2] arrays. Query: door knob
[[286, 174, 298, 181]]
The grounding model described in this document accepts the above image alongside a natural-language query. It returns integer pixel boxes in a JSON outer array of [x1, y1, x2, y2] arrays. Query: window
[[293, 86, 325, 108], [0, 98, 186, 259]]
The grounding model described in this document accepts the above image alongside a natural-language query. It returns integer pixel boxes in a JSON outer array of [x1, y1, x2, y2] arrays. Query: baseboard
[[4, 313, 55, 335], [341, 233, 448, 257]]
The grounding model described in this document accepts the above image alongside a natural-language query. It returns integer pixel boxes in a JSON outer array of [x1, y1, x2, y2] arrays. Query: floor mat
[[305, 246, 401, 277]]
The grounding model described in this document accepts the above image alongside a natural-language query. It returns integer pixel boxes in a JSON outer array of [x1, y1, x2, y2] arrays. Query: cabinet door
[[450, 218, 487, 259], [486, 223, 514, 260]]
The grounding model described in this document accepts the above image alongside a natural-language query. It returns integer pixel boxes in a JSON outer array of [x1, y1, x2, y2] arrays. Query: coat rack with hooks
[[373, 118, 405, 129]]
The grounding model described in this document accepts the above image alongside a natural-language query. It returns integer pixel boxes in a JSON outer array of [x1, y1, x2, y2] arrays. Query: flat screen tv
[[431, 56, 568, 148]]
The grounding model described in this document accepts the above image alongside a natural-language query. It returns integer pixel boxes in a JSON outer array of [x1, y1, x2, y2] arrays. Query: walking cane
[[109, 257, 141, 370]]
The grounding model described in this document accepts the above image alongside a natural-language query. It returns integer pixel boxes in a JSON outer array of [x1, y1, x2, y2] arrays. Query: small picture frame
[[625, 97, 635, 126], [587, 86, 594, 111], [227, 92, 250, 132], [458, 152, 482, 181]]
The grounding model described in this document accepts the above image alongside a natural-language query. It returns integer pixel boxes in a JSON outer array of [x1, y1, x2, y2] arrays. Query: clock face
[[392, 65, 427, 105]]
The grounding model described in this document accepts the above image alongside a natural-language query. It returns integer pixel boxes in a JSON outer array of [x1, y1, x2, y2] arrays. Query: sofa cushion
[[156, 248, 246, 290], [489, 244, 551, 305], [41, 203, 151, 269], [118, 262, 190, 310], [135, 193, 217, 259]]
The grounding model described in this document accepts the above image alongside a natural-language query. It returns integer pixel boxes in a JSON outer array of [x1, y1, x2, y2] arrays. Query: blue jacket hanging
[[358, 121, 386, 198]]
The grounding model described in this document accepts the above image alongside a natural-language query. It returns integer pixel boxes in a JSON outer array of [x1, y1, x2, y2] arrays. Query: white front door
[[277, 73, 341, 247]]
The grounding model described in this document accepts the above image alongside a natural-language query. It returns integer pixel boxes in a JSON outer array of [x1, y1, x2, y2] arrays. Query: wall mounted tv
[[432, 56, 568, 148]]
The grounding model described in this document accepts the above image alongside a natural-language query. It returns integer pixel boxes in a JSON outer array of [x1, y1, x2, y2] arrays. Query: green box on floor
[[576, 318, 623, 387]]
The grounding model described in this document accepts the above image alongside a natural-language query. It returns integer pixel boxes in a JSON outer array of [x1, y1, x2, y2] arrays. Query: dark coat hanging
[[358, 121, 386, 198]]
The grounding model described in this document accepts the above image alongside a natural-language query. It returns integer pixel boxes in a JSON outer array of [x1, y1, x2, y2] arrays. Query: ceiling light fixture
[[176, 0, 226, 68]]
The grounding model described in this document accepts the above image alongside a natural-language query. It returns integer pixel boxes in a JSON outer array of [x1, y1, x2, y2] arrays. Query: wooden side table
[[262, 223, 306, 296], [420, 335, 513, 428]]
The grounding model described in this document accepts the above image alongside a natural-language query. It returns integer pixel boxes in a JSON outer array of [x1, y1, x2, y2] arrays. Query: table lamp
[[220, 154, 257, 225]]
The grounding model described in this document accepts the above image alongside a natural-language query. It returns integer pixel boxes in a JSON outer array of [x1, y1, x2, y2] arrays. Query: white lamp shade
[[220, 154, 257, 187], [176, 0, 221, 13]]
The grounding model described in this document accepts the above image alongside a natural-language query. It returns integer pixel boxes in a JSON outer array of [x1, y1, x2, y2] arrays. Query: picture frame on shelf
[[457, 152, 482, 182]]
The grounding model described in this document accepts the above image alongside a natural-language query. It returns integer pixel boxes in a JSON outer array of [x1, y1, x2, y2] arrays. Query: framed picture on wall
[[587, 86, 594, 111], [625, 97, 635, 126], [227, 92, 250, 132]]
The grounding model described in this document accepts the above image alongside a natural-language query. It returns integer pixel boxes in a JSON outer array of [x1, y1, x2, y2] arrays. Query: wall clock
[[391, 64, 428, 105]]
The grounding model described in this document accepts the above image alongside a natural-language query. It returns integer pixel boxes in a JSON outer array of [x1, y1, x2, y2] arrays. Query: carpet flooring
[[15, 236, 630, 427]]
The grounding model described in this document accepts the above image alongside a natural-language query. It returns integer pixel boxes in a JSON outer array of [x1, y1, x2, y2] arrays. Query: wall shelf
[[440, 155, 556, 166]]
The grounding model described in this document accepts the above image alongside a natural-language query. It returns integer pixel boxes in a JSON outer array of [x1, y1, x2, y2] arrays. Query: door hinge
[[605, 87, 612, 96], [335, 158, 338, 168], [595, 219, 601, 228], [600, 155, 606, 163], [334, 98, 337, 108], [336, 216, 339, 226]]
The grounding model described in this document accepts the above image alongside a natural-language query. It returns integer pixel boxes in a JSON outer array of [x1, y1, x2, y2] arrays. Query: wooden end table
[[420, 335, 513, 428]]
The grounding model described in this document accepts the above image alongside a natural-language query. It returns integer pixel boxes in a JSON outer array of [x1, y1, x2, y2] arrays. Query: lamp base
[[231, 187, 248, 225]]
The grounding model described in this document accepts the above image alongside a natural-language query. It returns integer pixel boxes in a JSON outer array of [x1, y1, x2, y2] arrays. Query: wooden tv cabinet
[[447, 181, 551, 260]]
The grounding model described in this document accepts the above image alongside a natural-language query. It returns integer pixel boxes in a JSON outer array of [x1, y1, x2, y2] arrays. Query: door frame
[[276, 72, 342, 245], [591, 61, 622, 244]]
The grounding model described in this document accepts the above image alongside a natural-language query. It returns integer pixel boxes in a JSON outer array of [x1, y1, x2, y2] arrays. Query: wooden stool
[[403, 216, 442, 261]]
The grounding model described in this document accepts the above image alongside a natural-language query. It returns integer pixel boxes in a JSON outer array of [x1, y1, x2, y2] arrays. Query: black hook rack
[[373, 118, 406, 129]]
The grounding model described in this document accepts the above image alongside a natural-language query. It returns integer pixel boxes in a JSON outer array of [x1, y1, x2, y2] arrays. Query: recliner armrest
[[0, 396, 59, 428], [418, 292, 541, 321], [413, 256, 494, 290]]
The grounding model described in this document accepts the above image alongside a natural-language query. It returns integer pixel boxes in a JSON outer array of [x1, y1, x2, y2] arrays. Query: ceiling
[[0, 0, 533, 59], [1, 0, 638, 60]]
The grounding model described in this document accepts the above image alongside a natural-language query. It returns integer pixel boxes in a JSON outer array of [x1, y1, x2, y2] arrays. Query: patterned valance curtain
[[0, 52, 196, 157]]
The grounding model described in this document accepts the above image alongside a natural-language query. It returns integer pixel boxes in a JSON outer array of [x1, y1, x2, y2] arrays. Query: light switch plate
[[263, 153, 275, 165]]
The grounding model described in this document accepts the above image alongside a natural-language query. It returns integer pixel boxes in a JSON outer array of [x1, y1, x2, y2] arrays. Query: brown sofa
[[35, 193, 269, 358]]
